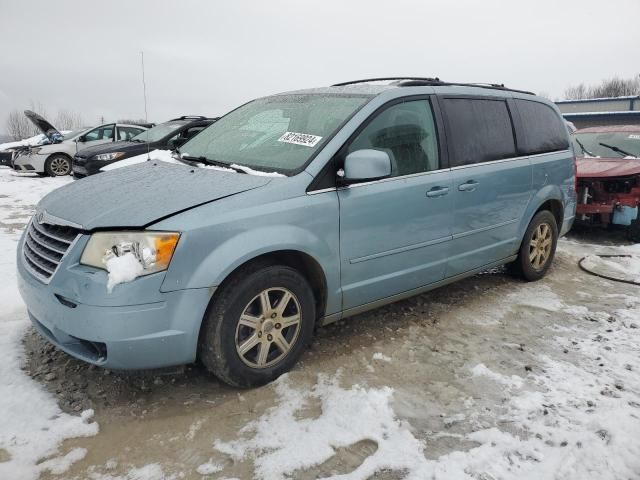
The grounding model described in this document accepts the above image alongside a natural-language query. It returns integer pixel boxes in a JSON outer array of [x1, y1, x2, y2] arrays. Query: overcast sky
[[1, 0, 639, 130]]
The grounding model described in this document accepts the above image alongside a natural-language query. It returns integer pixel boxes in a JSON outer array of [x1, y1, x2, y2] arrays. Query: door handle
[[458, 180, 479, 192], [426, 186, 449, 198]]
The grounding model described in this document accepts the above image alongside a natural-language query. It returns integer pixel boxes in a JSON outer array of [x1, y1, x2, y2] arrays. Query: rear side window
[[515, 99, 569, 154], [442, 98, 516, 167]]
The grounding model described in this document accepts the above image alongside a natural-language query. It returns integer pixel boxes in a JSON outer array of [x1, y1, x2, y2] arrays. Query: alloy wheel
[[529, 222, 552, 269], [235, 287, 302, 369], [50, 157, 70, 175]]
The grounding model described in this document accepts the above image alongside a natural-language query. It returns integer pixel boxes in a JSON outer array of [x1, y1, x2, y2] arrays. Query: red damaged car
[[572, 125, 640, 241]]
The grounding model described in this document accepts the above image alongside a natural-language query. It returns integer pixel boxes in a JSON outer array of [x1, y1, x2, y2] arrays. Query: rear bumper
[[17, 234, 214, 370]]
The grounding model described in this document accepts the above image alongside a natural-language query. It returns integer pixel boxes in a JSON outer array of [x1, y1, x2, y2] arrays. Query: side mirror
[[76, 136, 85, 143], [341, 149, 392, 184]]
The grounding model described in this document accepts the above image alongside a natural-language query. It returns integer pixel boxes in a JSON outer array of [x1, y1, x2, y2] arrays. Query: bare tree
[[6, 110, 33, 140], [55, 110, 84, 131], [563, 75, 640, 100]]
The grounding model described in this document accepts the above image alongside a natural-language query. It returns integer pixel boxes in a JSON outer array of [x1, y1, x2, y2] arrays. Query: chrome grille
[[23, 218, 81, 282]]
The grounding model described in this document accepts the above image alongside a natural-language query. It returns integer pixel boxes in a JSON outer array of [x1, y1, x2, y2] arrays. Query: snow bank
[[580, 254, 640, 283], [0, 169, 98, 480], [214, 373, 432, 480]]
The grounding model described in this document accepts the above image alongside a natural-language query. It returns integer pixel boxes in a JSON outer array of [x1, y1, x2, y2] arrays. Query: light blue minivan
[[17, 78, 576, 387]]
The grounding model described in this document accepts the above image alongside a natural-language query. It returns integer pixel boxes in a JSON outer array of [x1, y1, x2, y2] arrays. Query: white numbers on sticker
[[629, 134, 640, 140], [278, 131, 322, 147]]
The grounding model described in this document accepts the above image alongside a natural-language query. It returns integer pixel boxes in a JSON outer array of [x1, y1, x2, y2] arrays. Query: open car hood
[[24, 110, 62, 142], [37, 161, 272, 229], [576, 157, 640, 179]]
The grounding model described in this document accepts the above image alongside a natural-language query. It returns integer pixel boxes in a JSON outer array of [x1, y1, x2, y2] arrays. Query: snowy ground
[[1, 166, 639, 480]]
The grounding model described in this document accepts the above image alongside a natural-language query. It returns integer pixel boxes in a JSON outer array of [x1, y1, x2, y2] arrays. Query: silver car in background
[[12, 111, 148, 176]]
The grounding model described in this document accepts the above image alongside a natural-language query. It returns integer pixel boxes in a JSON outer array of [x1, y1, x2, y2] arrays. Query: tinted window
[[515, 100, 569, 154], [346, 100, 439, 176], [442, 98, 516, 167]]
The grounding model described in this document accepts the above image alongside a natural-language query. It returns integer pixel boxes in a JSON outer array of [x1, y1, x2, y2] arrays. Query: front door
[[338, 98, 453, 310], [76, 124, 115, 152]]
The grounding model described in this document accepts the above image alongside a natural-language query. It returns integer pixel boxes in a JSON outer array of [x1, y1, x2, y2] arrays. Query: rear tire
[[510, 210, 558, 281], [198, 263, 315, 388], [44, 154, 71, 177]]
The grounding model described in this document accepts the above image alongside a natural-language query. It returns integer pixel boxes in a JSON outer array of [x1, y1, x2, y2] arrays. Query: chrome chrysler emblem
[[37, 211, 45, 224]]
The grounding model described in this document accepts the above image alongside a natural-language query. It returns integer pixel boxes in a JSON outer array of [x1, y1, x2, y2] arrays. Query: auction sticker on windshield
[[278, 131, 322, 147]]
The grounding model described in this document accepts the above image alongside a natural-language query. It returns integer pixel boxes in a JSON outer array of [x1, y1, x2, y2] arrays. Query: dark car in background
[[72, 116, 217, 177], [573, 125, 640, 240]]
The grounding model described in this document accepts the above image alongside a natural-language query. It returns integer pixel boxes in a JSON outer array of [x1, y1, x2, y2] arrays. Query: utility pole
[[141, 51, 148, 122]]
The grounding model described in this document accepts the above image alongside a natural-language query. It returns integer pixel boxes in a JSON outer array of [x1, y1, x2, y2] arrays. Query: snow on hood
[[38, 161, 272, 229], [101, 150, 286, 177]]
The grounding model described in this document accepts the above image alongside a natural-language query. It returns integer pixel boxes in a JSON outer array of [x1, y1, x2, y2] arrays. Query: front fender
[[158, 190, 342, 316]]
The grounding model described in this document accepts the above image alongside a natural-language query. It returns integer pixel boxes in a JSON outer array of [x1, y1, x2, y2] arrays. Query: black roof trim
[[332, 77, 441, 87], [331, 77, 535, 96], [168, 115, 211, 121]]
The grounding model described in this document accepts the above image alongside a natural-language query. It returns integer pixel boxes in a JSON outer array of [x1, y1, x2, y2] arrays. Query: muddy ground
[[19, 225, 638, 479]]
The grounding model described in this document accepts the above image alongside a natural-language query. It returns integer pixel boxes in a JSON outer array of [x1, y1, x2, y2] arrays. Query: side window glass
[[84, 125, 115, 142], [346, 100, 439, 177], [514, 100, 569, 154], [181, 126, 205, 141], [118, 127, 143, 141], [442, 98, 516, 167]]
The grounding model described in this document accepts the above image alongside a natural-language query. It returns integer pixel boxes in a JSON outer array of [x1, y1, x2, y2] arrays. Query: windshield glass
[[572, 131, 640, 158], [131, 120, 189, 143], [62, 128, 87, 141], [179, 94, 371, 174]]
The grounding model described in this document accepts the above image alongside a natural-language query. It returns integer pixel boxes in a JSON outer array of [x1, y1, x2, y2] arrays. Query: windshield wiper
[[599, 142, 635, 158], [574, 138, 595, 157], [179, 154, 246, 173]]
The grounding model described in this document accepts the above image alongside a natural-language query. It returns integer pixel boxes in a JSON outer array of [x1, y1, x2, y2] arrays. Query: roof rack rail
[[332, 77, 535, 96], [169, 115, 208, 121], [332, 77, 441, 87], [396, 79, 535, 95]]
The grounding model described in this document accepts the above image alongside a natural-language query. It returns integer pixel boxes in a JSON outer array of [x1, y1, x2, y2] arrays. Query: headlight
[[80, 231, 180, 275], [94, 152, 126, 161], [30, 147, 42, 154]]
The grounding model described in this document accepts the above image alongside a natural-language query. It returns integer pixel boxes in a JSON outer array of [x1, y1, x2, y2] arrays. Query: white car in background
[[12, 111, 149, 176]]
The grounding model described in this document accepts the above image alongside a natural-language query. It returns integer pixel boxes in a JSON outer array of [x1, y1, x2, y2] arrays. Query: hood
[[24, 110, 62, 142], [577, 156, 640, 179], [37, 161, 272, 229], [75, 140, 145, 158]]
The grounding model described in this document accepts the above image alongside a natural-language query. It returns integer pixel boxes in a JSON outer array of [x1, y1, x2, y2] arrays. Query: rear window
[[515, 99, 569, 155], [442, 98, 516, 167]]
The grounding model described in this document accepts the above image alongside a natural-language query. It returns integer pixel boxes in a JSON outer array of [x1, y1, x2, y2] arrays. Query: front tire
[[44, 154, 72, 176], [628, 218, 640, 243], [199, 264, 315, 388], [510, 210, 558, 281]]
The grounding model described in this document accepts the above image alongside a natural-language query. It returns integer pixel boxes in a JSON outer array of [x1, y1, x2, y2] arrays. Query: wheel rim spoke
[[259, 291, 271, 316], [281, 314, 300, 329], [275, 291, 292, 316], [239, 314, 260, 329], [238, 334, 260, 355], [256, 341, 270, 366], [273, 332, 290, 354]]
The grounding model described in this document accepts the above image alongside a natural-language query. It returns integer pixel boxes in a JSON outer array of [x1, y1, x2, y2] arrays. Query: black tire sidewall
[[45, 154, 71, 176], [518, 210, 558, 281], [200, 265, 315, 388]]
